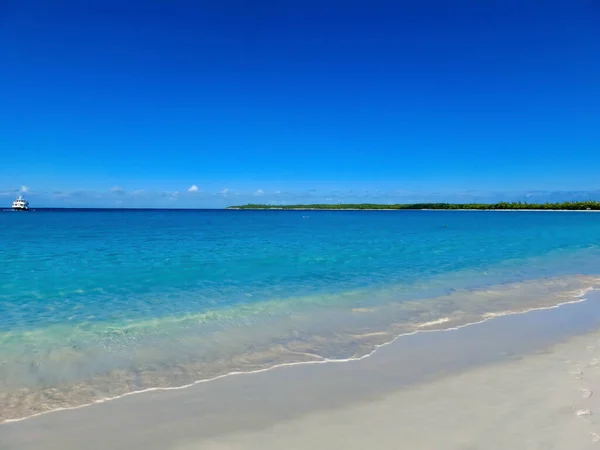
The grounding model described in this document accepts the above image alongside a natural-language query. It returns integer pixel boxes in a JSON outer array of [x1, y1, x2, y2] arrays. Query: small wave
[[417, 317, 451, 328], [1, 277, 596, 426]]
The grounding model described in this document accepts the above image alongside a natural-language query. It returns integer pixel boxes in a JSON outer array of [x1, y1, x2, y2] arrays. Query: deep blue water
[[1, 209, 600, 420]]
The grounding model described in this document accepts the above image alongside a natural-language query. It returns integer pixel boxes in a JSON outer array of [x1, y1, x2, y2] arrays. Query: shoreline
[[2, 285, 594, 427], [198, 306, 600, 450], [5, 290, 600, 449], [4, 274, 599, 423]]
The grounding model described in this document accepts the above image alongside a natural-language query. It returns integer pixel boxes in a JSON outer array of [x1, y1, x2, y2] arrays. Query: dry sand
[[4, 294, 600, 450], [196, 328, 600, 450]]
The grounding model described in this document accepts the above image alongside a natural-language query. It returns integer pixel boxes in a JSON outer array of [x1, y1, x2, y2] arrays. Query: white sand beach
[[4, 294, 600, 450], [197, 329, 600, 450]]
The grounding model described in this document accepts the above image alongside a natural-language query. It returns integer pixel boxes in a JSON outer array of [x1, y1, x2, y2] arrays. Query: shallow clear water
[[2, 209, 600, 421]]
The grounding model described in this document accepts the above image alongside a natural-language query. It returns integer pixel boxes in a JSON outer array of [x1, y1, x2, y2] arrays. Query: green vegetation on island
[[228, 201, 600, 210]]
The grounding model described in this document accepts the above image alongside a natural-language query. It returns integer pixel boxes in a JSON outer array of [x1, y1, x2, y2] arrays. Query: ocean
[[2, 209, 600, 422]]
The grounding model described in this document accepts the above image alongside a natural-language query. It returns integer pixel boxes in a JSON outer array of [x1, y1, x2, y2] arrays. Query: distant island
[[228, 201, 600, 211]]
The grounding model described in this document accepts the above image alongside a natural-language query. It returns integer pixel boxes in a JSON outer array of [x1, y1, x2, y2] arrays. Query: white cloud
[[254, 189, 264, 196], [110, 186, 125, 195], [188, 185, 199, 193], [19, 185, 29, 193], [219, 188, 229, 197], [160, 190, 180, 202], [133, 189, 145, 195]]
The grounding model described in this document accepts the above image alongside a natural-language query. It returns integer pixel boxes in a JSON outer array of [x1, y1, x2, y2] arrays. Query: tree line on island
[[228, 201, 600, 210]]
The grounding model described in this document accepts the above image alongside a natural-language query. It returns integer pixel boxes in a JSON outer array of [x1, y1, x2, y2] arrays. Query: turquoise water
[[2, 209, 600, 421]]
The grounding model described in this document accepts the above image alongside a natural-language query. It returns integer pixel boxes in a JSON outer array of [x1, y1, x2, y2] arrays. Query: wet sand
[[4, 292, 600, 450]]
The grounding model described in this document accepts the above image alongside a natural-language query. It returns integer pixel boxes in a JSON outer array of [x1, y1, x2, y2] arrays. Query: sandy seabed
[[4, 292, 600, 450]]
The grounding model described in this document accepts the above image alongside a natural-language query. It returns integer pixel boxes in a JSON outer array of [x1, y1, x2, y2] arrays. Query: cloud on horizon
[[110, 186, 125, 195], [2, 186, 600, 208]]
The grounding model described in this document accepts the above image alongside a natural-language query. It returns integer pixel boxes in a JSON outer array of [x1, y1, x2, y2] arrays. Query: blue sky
[[1, 0, 599, 207]]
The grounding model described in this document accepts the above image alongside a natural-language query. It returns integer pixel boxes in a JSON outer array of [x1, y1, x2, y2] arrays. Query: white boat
[[12, 196, 29, 211]]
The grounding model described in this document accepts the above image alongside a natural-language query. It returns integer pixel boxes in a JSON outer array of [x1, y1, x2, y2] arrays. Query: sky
[[0, 0, 599, 207]]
